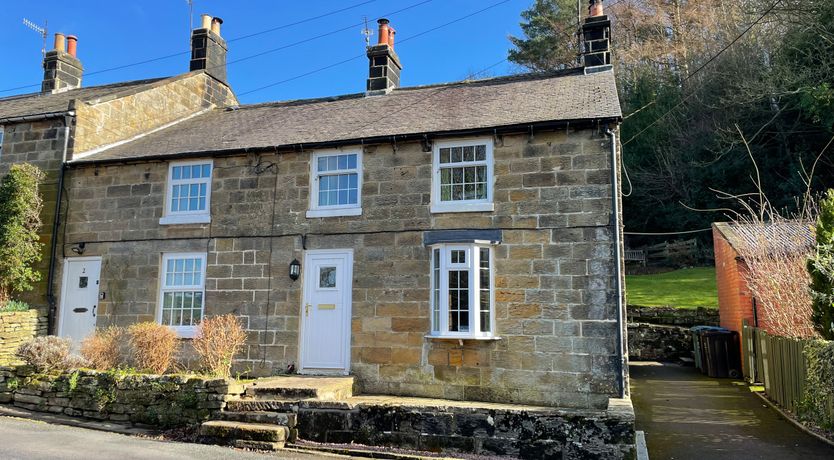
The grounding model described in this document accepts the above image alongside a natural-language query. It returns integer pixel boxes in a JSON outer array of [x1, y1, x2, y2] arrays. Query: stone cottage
[[0, 10, 626, 411]]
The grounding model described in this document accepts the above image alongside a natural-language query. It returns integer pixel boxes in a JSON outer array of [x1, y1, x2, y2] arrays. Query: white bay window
[[429, 244, 495, 338]]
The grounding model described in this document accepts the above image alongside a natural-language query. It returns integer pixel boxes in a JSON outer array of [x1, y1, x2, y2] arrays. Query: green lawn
[[626, 267, 718, 308]]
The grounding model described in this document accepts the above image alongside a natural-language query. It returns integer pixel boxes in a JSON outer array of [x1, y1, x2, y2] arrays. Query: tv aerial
[[361, 16, 373, 48], [23, 18, 48, 59]]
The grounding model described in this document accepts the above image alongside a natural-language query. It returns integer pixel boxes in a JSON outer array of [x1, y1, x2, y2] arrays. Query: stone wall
[[0, 120, 69, 319], [627, 306, 719, 327], [289, 397, 635, 459], [0, 310, 39, 364], [73, 72, 237, 155], [59, 128, 624, 409], [0, 365, 243, 427], [627, 323, 692, 361]]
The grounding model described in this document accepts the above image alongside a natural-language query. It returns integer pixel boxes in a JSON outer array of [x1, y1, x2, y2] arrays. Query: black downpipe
[[46, 113, 73, 335]]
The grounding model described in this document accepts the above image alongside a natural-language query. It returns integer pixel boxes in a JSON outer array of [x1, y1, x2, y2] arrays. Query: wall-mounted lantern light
[[289, 258, 301, 281], [71, 242, 86, 255]]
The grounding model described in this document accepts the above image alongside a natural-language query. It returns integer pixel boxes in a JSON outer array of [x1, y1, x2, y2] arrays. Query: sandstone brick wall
[[73, 72, 237, 155], [0, 310, 39, 364], [60, 129, 623, 409], [0, 120, 69, 319]]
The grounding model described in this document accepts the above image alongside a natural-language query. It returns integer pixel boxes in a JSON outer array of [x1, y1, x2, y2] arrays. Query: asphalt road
[[0, 416, 331, 460], [631, 362, 834, 460]]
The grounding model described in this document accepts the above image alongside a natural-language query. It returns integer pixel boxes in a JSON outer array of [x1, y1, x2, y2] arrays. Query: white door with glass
[[59, 258, 102, 346], [300, 250, 353, 374]]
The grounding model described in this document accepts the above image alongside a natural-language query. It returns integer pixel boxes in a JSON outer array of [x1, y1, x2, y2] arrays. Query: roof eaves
[[0, 110, 72, 125]]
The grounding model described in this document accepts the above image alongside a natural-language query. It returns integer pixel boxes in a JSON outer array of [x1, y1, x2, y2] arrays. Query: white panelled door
[[299, 250, 353, 374], [59, 257, 101, 347]]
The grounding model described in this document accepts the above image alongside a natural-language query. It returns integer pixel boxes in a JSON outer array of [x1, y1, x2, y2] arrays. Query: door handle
[[93, 305, 97, 317], [305, 304, 311, 317]]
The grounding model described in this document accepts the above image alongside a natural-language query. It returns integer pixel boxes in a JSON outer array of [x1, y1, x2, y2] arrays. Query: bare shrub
[[16, 336, 87, 372], [717, 126, 819, 338], [733, 218, 818, 338], [128, 322, 178, 374], [81, 326, 126, 370], [193, 314, 247, 378]]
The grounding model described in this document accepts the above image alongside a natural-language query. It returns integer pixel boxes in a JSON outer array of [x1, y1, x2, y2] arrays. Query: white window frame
[[156, 252, 207, 338], [428, 243, 496, 339], [431, 138, 495, 214], [306, 149, 363, 218], [160, 159, 213, 225], [0, 125, 5, 158]]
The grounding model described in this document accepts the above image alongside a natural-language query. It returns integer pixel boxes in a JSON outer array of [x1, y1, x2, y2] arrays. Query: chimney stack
[[42, 33, 83, 93], [190, 14, 228, 83], [366, 18, 402, 96], [581, 0, 612, 72]]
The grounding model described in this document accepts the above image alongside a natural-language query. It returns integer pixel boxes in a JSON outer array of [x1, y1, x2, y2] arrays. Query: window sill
[[424, 334, 502, 342], [306, 207, 362, 218], [430, 202, 494, 214], [168, 326, 197, 339], [159, 214, 211, 225]]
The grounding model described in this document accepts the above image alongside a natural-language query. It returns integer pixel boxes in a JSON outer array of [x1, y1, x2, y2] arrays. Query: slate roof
[[0, 78, 166, 122], [74, 69, 621, 163], [713, 221, 815, 255]]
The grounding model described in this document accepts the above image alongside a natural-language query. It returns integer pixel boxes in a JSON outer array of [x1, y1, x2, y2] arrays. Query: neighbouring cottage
[[0, 8, 627, 414]]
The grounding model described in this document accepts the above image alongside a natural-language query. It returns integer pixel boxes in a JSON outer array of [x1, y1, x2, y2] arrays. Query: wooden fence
[[645, 238, 698, 263], [741, 321, 832, 420]]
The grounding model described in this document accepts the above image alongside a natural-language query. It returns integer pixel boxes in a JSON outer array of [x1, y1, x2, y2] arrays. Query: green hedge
[[801, 340, 834, 430]]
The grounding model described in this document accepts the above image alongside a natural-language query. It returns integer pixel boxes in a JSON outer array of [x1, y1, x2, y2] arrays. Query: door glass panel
[[319, 266, 337, 288], [78, 277, 88, 288]]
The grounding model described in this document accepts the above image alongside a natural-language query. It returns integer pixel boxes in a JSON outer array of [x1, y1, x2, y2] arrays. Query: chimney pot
[[53, 33, 66, 52], [211, 17, 223, 36], [377, 18, 390, 46], [201, 14, 212, 29], [589, 0, 604, 17], [66, 35, 78, 57], [387, 26, 396, 49]]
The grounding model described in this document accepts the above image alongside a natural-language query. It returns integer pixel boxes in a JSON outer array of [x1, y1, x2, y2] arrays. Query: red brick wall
[[713, 228, 755, 365]]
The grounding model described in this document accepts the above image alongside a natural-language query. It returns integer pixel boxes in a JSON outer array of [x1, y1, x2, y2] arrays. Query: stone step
[[233, 439, 285, 451], [225, 399, 299, 413], [220, 411, 297, 427], [199, 420, 289, 446], [244, 375, 353, 401]]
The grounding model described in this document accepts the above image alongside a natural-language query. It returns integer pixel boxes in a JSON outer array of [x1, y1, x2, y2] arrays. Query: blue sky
[[1, 1, 531, 104]]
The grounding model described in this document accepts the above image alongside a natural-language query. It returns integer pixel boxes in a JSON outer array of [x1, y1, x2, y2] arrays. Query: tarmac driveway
[[0, 416, 329, 460], [630, 362, 834, 459]]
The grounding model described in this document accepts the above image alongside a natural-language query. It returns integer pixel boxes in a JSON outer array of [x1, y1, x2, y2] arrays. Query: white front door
[[300, 250, 353, 374], [59, 258, 101, 346]]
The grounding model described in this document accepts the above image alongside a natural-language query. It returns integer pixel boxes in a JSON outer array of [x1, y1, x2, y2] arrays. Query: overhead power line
[[623, 228, 713, 236], [621, 0, 782, 145], [0, 0, 424, 95], [237, 0, 513, 96]]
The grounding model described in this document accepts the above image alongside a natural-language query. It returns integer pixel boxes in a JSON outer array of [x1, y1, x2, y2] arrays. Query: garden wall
[[0, 365, 242, 427], [626, 306, 717, 362], [627, 323, 692, 361], [0, 310, 40, 365], [282, 397, 635, 458], [627, 306, 718, 327]]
